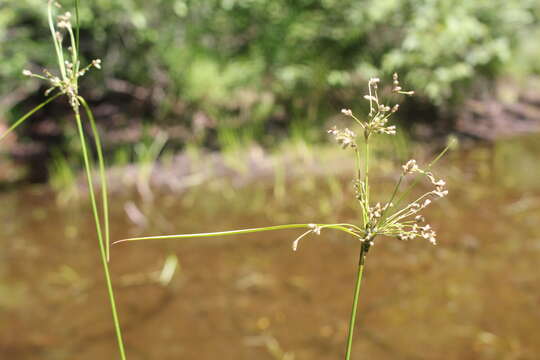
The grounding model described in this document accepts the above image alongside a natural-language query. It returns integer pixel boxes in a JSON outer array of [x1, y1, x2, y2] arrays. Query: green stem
[[0, 93, 61, 142], [80, 97, 110, 262], [47, 0, 66, 80], [391, 143, 451, 212], [364, 139, 369, 205], [344, 242, 368, 360], [355, 148, 369, 227], [75, 0, 80, 60], [75, 111, 127, 360], [375, 174, 403, 230], [114, 223, 362, 244], [354, 148, 361, 181], [363, 138, 370, 226]]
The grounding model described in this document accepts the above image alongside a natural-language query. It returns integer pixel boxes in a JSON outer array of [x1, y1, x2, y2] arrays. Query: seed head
[[402, 159, 419, 174], [369, 77, 380, 86], [328, 126, 357, 149]]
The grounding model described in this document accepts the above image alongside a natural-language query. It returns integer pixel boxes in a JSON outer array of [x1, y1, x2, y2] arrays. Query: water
[[1, 135, 540, 359]]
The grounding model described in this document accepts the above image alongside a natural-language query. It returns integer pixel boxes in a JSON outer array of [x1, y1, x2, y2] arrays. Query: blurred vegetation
[[1, 0, 540, 166]]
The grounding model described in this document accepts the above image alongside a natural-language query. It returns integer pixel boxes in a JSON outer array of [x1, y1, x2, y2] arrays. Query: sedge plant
[[0, 1, 127, 358], [115, 74, 450, 359]]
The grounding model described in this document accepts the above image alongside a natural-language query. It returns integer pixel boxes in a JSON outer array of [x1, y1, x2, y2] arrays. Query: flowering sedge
[[114, 74, 451, 360]]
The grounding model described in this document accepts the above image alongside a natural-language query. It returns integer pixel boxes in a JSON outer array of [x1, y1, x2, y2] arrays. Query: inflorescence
[[324, 74, 448, 248], [22, 1, 101, 111]]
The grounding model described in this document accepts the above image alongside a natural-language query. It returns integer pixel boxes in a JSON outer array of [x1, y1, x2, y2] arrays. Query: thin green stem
[[344, 243, 368, 360], [67, 25, 78, 85], [381, 190, 435, 227], [364, 139, 370, 211], [114, 223, 363, 244], [75, 0, 80, 61], [350, 113, 365, 129], [67, 26, 77, 64], [26, 73, 50, 81], [375, 174, 403, 230], [0, 93, 61, 142], [392, 144, 451, 211], [355, 148, 369, 227], [47, 0, 66, 80], [80, 97, 110, 261], [75, 111, 127, 360], [354, 148, 361, 181]]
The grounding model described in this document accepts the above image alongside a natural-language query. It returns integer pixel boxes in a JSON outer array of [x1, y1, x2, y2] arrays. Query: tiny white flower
[[363, 95, 377, 102], [308, 223, 321, 235]]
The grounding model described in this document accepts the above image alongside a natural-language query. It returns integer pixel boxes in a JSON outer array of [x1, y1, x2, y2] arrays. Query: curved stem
[[0, 93, 61, 142], [47, 0, 66, 80], [80, 96, 110, 262], [75, 0, 80, 61], [114, 223, 362, 244], [344, 243, 368, 360], [75, 112, 127, 360]]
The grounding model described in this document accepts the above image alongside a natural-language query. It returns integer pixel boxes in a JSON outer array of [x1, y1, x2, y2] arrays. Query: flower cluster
[[21, 2, 101, 110], [338, 74, 413, 140], [367, 202, 393, 223], [376, 159, 448, 245], [56, 10, 72, 29], [328, 126, 357, 149], [328, 75, 449, 247], [391, 73, 414, 96]]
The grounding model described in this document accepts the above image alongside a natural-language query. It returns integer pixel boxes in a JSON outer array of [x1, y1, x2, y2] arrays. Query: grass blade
[[75, 111, 127, 360], [47, 0, 66, 80], [114, 223, 363, 244], [0, 93, 61, 142], [75, 0, 80, 58], [115, 224, 319, 244], [79, 96, 110, 262]]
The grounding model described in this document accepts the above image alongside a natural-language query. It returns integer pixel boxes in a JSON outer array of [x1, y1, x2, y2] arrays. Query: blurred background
[[1, 0, 540, 359]]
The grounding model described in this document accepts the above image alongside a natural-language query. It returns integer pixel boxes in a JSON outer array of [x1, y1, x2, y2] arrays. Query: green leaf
[[0, 92, 61, 142]]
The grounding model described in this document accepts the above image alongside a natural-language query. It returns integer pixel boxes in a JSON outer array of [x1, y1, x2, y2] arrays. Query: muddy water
[[1, 135, 540, 360]]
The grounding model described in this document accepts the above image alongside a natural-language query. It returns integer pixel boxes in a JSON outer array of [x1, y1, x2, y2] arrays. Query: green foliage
[[2, 0, 540, 136], [382, 0, 540, 101]]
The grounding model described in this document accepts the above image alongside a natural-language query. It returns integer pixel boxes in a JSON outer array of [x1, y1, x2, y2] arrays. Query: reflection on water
[[1, 135, 540, 360]]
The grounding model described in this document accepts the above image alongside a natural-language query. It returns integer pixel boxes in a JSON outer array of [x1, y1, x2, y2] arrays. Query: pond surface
[[1, 135, 540, 360]]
